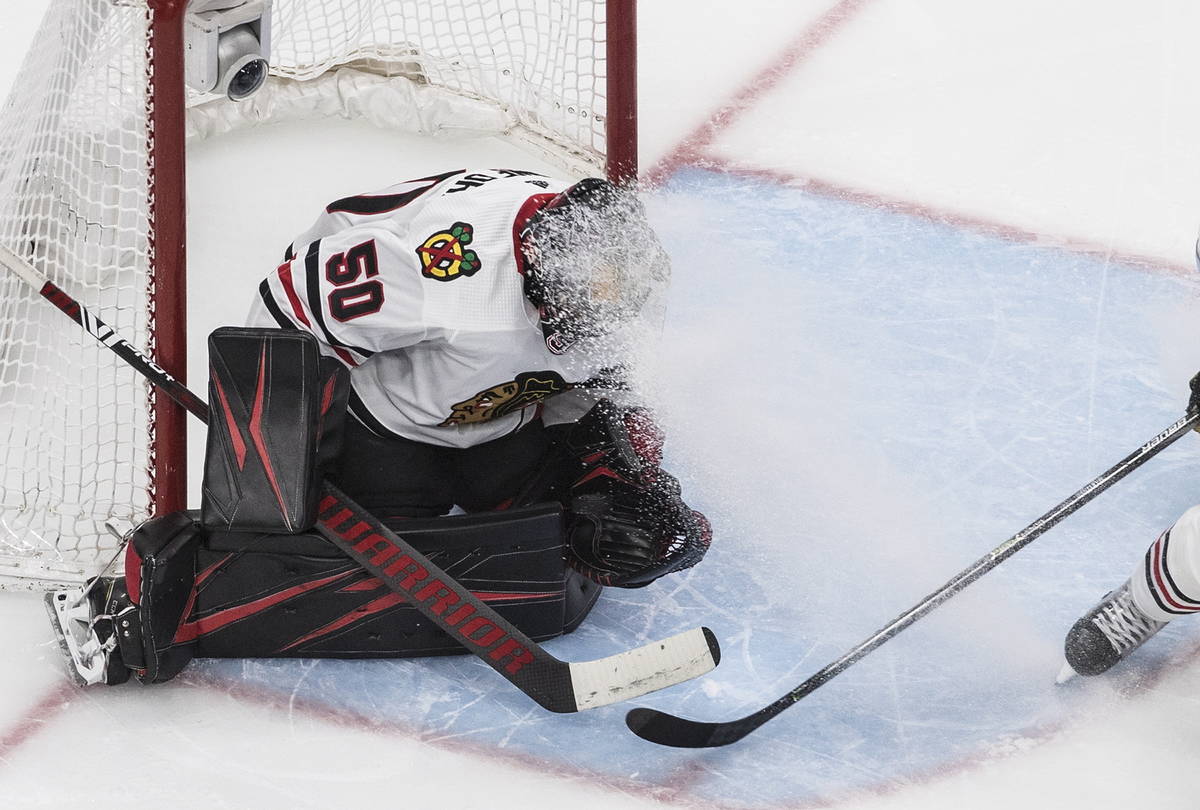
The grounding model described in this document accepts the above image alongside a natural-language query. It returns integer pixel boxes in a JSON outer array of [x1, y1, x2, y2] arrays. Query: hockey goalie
[[46, 169, 712, 687]]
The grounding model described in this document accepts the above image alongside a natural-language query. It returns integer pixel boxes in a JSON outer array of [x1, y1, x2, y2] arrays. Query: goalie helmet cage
[[0, 0, 637, 589]]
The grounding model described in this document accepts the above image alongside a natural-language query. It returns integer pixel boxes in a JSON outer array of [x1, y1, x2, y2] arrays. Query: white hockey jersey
[[247, 168, 611, 448]]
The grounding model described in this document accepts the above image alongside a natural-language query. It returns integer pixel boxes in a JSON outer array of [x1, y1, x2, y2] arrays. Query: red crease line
[[708, 159, 1195, 278], [0, 682, 76, 764], [643, 0, 878, 188]]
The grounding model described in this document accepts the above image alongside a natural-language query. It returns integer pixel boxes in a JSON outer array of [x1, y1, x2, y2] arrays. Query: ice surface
[[7, 161, 1200, 808], [5, 1, 1200, 808]]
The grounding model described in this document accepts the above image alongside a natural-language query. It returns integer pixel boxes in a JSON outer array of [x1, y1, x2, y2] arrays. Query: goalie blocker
[[48, 328, 707, 685]]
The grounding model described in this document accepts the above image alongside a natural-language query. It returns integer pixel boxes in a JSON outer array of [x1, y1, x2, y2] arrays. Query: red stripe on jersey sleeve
[[332, 346, 359, 367], [277, 262, 311, 327], [276, 261, 358, 367]]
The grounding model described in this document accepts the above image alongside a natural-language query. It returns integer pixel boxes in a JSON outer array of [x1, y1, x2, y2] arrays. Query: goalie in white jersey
[[248, 168, 711, 588], [42, 169, 712, 689]]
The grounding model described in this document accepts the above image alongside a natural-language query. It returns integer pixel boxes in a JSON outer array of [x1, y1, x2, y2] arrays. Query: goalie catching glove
[[536, 401, 711, 588]]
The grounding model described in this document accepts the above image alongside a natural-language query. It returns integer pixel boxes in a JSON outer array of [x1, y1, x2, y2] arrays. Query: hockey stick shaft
[[0, 245, 208, 419], [1, 246, 719, 712], [628, 411, 1199, 746]]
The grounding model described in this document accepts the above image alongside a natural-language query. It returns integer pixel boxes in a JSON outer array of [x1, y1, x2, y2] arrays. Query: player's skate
[[1059, 579, 1166, 680], [44, 578, 132, 686]]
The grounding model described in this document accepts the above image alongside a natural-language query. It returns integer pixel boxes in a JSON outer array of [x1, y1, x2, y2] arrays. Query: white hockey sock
[[1129, 505, 1200, 623]]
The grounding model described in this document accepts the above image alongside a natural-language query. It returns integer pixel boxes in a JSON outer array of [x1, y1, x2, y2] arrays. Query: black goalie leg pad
[[189, 504, 601, 658], [107, 508, 600, 666], [202, 327, 349, 534], [121, 511, 205, 683]]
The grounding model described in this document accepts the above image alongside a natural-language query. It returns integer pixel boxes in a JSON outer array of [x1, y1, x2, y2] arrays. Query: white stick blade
[[569, 627, 719, 711]]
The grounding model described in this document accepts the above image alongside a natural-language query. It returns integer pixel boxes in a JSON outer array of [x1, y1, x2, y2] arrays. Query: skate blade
[[1055, 661, 1079, 685], [43, 590, 91, 687]]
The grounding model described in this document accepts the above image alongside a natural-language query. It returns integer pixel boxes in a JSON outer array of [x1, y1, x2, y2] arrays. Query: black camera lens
[[228, 58, 268, 101]]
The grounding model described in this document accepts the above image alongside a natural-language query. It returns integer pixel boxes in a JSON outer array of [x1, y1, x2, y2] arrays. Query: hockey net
[[0, 0, 635, 588]]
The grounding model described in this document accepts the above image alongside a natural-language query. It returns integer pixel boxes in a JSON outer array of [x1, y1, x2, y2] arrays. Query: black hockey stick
[[1, 244, 720, 713], [626, 411, 1199, 746]]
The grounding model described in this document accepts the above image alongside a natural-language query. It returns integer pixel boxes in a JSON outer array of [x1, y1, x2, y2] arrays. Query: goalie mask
[[522, 178, 669, 344]]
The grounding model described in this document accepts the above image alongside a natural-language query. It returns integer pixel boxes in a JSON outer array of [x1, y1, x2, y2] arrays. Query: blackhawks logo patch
[[439, 371, 570, 426], [416, 221, 482, 281]]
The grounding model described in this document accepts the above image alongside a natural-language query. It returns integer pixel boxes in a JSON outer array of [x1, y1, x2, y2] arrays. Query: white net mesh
[[188, 0, 610, 173], [0, 1, 153, 587], [0, 0, 621, 587]]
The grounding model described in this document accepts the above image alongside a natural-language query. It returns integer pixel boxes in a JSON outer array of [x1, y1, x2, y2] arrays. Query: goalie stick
[[626, 411, 1199, 747], [0, 244, 720, 713]]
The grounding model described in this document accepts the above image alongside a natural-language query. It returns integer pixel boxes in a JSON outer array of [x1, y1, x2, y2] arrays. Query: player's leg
[[332, 417, 456, 519], [452, 419, 554, 512], [1128, 505, 1200, 621], [1063, 504, 1200, 676]]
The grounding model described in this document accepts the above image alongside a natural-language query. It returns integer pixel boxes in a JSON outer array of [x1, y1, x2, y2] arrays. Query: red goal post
[[0, 0, 637, 588]]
